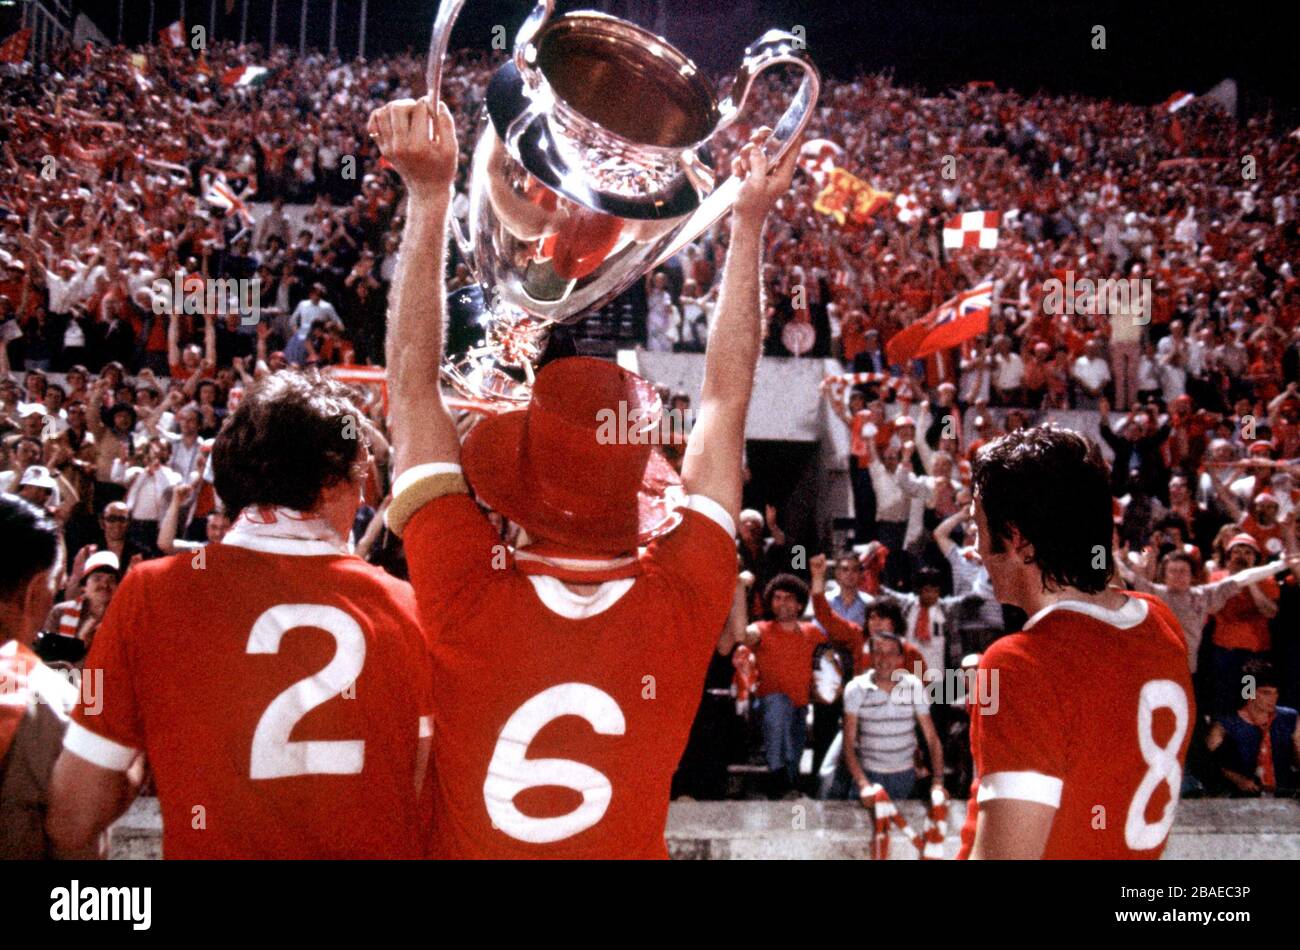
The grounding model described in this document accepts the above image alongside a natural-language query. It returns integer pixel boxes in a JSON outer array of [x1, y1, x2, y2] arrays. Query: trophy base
[[442, 286, 582, 404]]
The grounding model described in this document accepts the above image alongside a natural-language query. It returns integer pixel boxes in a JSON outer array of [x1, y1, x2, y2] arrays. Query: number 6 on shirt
[[483, 683, 627, 844], [246, 604, 367, 780]]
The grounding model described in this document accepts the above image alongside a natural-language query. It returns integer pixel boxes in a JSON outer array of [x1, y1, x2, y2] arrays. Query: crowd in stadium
[[2, 36, 1300, 812]]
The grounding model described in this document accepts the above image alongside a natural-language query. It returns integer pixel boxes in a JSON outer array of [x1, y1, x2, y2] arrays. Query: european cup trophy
[[426, 0, 820, 405]]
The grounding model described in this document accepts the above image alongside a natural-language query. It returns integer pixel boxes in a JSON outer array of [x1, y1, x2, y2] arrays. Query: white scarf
[[222, 506, 352, 556]]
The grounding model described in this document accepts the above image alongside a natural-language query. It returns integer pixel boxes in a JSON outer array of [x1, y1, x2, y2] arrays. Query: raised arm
[[203, 313, 217, 368], [87, 378, 108, 437], [157, 481, 195, 555], [820, 377, 854, 428], [809, 553, 864, 652], [368, 97, 460, 477], [1228, 555, 1300, 590], [934, 508, 970, 557], [1210, 471, 1244, 523], [680, 133, 800, 521], [166, 310, 181, 370]]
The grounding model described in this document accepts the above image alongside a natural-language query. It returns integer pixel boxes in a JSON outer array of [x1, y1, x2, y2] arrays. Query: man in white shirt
[[44, 260, 87, 316], [842, 628, 945, 803], [113, 440, 182, 556], [289, 283, 340, 335], [159, 406, 207, 483], [867, 437, 930, 581], [123, 253, 158, 303], [880, 567, 957, 677], [1155, 319, 1189, 402], [991, 335, 1024, 406], [1071, 338, 1112, 408]]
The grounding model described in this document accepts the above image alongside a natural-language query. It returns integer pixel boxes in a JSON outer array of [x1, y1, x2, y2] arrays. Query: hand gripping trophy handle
[[649, 29, 820, 269]]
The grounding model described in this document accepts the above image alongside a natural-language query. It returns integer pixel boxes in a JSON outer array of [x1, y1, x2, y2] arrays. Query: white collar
[[221, 506, 352, 557], [525, 575, 635, 620], [1022, 595, 1148, 632]]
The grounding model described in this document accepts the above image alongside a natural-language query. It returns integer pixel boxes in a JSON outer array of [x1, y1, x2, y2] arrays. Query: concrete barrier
[[109, 796, 1300, 859]]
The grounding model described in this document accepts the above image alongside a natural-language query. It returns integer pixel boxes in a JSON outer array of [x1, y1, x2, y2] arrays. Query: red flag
[[885, 321, 931, 366], [0, 28, 32, 64], [159, 21, 186, 48], [942, 211, 1001, 250], [906, 282, 995, 361]]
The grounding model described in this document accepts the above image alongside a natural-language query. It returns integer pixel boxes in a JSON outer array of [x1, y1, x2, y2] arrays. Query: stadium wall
[[108, 797, 1300, 860]]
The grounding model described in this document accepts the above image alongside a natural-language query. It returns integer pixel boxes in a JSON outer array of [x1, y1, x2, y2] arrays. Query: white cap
[[83, 550, 121, 577], [19, 465, 58, 491]]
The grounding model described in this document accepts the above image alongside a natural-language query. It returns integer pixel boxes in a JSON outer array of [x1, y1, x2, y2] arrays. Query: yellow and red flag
[[814, 168, 893, 227]]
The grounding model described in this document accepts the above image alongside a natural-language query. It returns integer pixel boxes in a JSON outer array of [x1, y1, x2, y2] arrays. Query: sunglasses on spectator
[[104, 514, 129, 524]]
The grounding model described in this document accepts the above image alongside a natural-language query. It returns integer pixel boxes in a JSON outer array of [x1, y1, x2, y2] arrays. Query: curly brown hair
[[213, 370, 363, 518]]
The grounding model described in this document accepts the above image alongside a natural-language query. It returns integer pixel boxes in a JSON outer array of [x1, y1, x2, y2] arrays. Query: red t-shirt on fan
[[65, 530, 434, 859], [404, 491, 736, 859], [958, 593, 1193, 859], [753, 620, 826, 706]]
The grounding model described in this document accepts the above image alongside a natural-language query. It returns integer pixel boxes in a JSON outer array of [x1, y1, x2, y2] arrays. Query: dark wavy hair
[[213, 370, 363, 518], [0, 493, 60, 599], [1241, 658, 1278, 695], [867, 596, 906, 636], [972, 424, 1113, 594], [764, 573, 810, 613]]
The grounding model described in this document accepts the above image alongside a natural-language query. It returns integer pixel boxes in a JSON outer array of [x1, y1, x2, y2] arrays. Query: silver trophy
[[426, 0, 819, 404]]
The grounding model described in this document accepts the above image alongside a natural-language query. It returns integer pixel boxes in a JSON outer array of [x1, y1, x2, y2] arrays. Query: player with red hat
[[370, 95, 799, 857], [959, 425, 1194, 859]]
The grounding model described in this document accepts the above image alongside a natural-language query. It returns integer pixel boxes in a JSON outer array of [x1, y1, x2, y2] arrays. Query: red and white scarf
[[863, 783, 949, 860], [56, 600, 83, 639], [223, 506, 352, 555]]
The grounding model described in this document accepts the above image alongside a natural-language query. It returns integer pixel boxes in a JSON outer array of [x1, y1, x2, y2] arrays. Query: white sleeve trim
[[684, 494, 736, 539], [63, 719, 139, 772], [391, 462, 463, 500], [977, 770, 1064, 808]]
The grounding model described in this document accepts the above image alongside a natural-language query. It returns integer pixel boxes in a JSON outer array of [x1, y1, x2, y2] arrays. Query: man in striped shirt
[[842, 627, 945, 804]]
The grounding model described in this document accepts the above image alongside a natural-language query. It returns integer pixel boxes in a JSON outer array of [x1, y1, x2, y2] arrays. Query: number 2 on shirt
[[246, 604, 367, 780]]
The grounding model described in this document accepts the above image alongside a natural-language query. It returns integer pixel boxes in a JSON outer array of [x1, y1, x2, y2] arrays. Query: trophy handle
[[652, 29, 820, 270], [426, 0, 555, 106]]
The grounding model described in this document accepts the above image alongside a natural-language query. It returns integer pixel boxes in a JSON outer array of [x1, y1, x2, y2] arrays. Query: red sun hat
[[461, 357, 683, 556]]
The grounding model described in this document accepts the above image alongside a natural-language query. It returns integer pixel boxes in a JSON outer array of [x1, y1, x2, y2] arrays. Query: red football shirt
[[1208, 569, 1279, 653], [404, 491, 736, 859], [957, 593, 1194, 859], [811, 591, 928, 677], [64, 529, 434, 859], [753, 620, 826, 706]]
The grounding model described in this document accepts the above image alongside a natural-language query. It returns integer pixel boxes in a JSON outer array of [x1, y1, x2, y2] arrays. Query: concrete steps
[[108, 796, 1300, 859]]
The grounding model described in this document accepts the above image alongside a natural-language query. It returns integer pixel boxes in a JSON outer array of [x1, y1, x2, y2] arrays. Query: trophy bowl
[[427, 1, 820, 402]]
